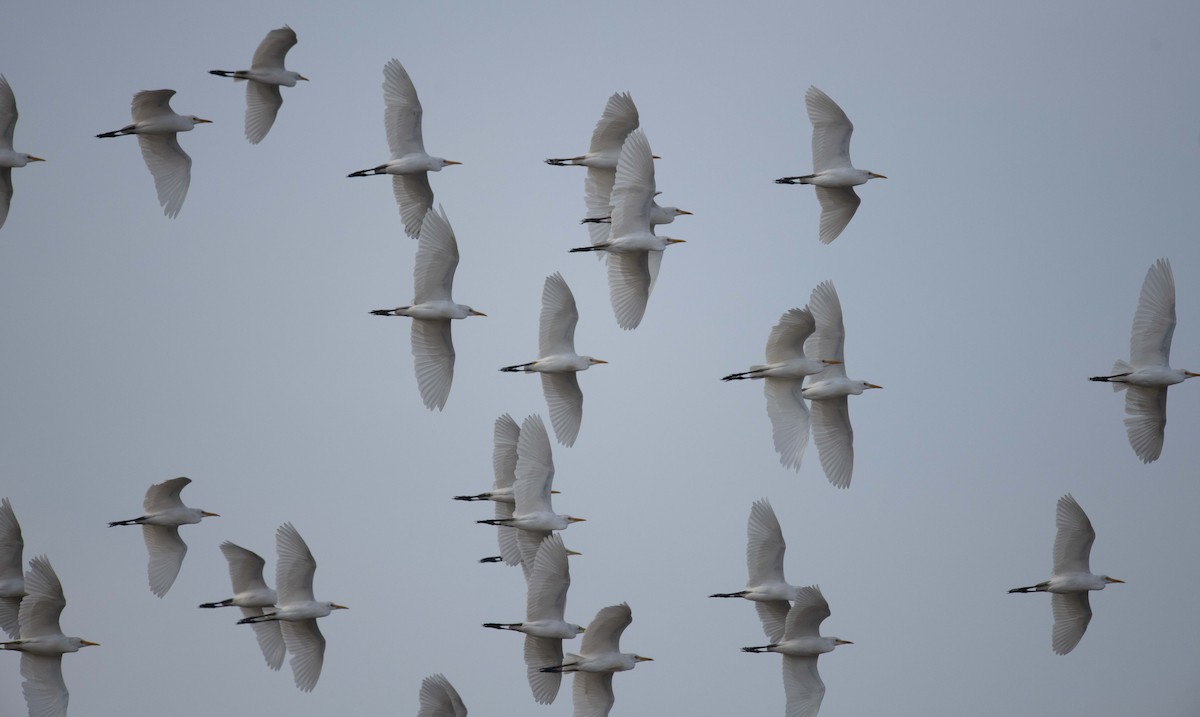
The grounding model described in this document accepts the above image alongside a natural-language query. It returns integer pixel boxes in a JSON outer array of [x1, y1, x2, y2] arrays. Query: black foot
[[478, 556, 503, 563]]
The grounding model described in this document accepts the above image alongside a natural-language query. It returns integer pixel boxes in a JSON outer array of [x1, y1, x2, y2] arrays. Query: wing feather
[[764, 378, 811, 471], [244, 80, 283, 144], [412, 206, 458, 303], [606, 252, 652, 330], [250, 26, 297, 71], [1123, 385, 1167, 463], [782, 654, 826, 717], [410, 319, 455, 411], [418, 673, 468, 717], [814, 186, 860, 245], [20, 653, 68, 717], [275, 522, 316, 603], [383, 59, 424, 158], [539, 272, 579, 357], [1050, 592, 1092, 655], [541, 373, 583, 448], [1130, 258, 1175, 368], [137, 133, 191, 218], [143, 525, 187, 598], [572, 671, 615, 717], [280, 618, 325, 692], [805, 86, 854, 172], [525, 635, 564, 704], [809, 398, 854, 489], [783, 586, 830, 640]]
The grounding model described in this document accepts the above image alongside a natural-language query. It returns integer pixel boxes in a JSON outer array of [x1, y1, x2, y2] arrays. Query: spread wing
[[383, 58, 425, 158], [417, 673, 468, 717], [746, 499, 787, 587], [813, 186, 860, 245], [606, 252, 653, 330], [410, 319, 455, 411], [580, 603, 631, 655], [137, 133, 191, 218], [1052, 494, 1095, 576], [765, 308, 816, 364], [280, 618, 325, 692], [239, 607, 286, 670], [143, 525, 187, 598], [539, 272, 579, 357], [20, 653, 68, 717], [244, 80, 283, 145], [588, 92, 639, 155], [541, 373, 583, 448], [810, 397, 853, 489], [514, 415, 555, 514], [143, 476, 190, 513], [1129, 258, 1175, 368], [765, 378, 810, 471], [412, 206, 458, 303], [19, 556, 65, 638], [805, 86, 854, 172], [782, 654, 826, 717], [219, 541, 270, 594], [393, 174, 435, 239], [609, 129, 655, 239], [131, 89, 176, 123], [782, 586, 830, 640], [804, 281, 846, 368], [1050, 591, 1092, 655], [525, 635, 564, 704], [572, 671, 615, 717], [275, 522, 317, 603], [1123, 385, 1167, 463], [492, 413, 520, 490], [0, 75, 17, 150], [250, 26, 297, 71]]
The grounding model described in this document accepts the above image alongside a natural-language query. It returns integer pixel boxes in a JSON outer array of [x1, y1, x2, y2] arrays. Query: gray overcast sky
[[3, 0, 1200, 715]]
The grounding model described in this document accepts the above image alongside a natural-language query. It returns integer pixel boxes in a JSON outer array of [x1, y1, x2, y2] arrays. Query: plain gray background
[[2, 1, 1199, 715]]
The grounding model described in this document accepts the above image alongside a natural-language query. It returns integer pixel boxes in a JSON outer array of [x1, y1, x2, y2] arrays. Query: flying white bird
[[570, 129, 685, 329], [710, 499, 805, 642], [742, 585, 851, 717], [1, 555, 99, 717], [501, 273, 607, 446], [209, 25, 308, 144], [416, 673, 468, 717], [1008, 494, 1124, 655], [347, 59, 461, 238], [799, 281, 881, 489], [370, 206, 485, 410], [540, 602, 651, 717], [238, 523, 347, 691], [581, 191, 691, 250], [483, 534, 584, 704], [0, 497, 25, 639], [455, 413, 520, 505], [722, 304, 843, 470], [776, 86, 885, 244], [0, 75, 45, 233], [1089, 258, 1197, 462], [199, 541, 285, 670], [477, 415, 584, 576], [108, 476, 219, 597], [95, 89, 211, 218]]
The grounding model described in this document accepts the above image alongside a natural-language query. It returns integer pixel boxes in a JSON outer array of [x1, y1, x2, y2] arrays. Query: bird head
[[329, 603, 349, 611], [673, 208, 694, 217], [566, 516, 586, 524], [23, 154, 45, 164], [439, 159, 462, 168], [861, 381, 883, 390], [73, 639, 100, 650], [466, 307, 486, 317]]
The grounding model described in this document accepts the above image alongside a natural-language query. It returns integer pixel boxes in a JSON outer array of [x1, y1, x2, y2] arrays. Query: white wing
[[0, 168, 12, 232], [573, 671, 615, 717], [0, 498, 23, 636], [514, 415, 555, 515], [412, 206, 458, 303], [280, 618, 325, 692], [810, 397, 854, 489], [539, 272, 579, 357], [0, 75, 16, 150], [609, 129, 655, 238], [584, 167, 616, 247], [1129, 258, 1175, 368], [804, 281, 846, 369], [393, 173, 435, 239], [580, 603, 631, 655], [783, 586, 830, 640], [382, 58, 424, 158], [1051, 591, 1092, 655], [765, 378, 811, 471], [806, 86, 854, 172], [137, 133, 191, 218], [20, 653, 68, 717], [410, 319, 455, 411], [588, 92, 639, 155], [143, 525, 187, 598], [19, 555, 65, 638], [1052, 494, 1095, 576], [239, 606, 286, 670], [607, 251, 652, 330], [746, 499, 787, 587], [131, 89, 177, 123], [541, 373, 583, 448], [143, 476, 191, 513], [527, 533, 570, 622], [525, 634, 564, 704], [492, 414, 520, 490], [814, 186, 860, 245], [765, 308, 816, 364], [418, 673, 468, 717], [495, 501, 520, 567], [756, 601, 792, 645], [250, 26, 297, 71], [782, 655, 826, 717], [1123, 385, 1167, 463], [275, 522, 317, 603], [244, 80, 283, 145], [219, 541, 270, 594], [516, 527, 551, 578]]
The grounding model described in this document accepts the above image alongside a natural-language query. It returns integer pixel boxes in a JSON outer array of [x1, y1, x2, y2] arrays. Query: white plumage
[[108, 476, 219, 597], [417, 673, 468, 717], [1008, 494, 1124, 655], [198, 541, 285, 670], [776, 86, 885, 244], [0, 75, 45, 232], [95, 90, 211, 218], [348, 59, 460, 238], [370, 206, 485, 410], [209, 25, 308, 144], [500, 273, 607, 447], [541, 602, 652, 717]]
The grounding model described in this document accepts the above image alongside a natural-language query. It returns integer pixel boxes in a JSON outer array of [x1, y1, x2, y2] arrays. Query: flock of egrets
[[0, 19, 1196, 717]]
